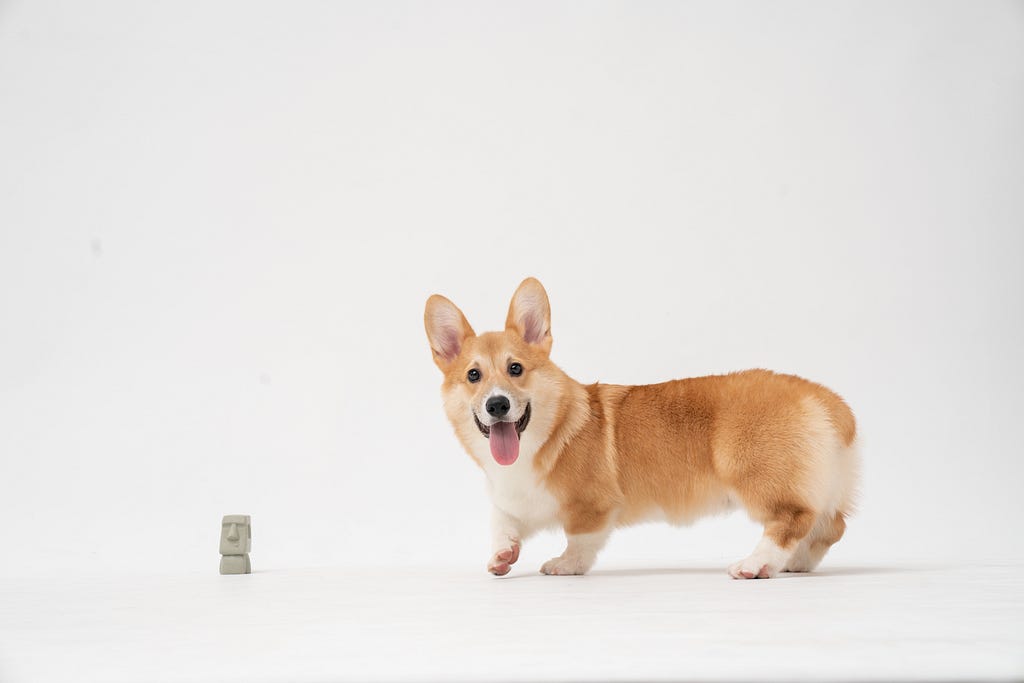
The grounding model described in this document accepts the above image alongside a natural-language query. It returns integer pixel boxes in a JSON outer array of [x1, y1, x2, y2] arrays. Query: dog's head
[[424, 277, 560, 467]]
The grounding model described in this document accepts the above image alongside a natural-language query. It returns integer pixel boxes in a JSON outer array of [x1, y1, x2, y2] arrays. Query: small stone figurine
[[219, 514, 252, 574]]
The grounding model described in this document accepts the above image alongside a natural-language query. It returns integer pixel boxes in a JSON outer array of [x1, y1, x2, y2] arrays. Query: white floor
[[1, 563, 1021, 683]]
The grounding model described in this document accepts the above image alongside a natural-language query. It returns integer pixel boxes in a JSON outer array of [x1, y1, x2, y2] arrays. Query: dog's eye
[[509, 362, 523, 377], [467, 368, 481, 383]]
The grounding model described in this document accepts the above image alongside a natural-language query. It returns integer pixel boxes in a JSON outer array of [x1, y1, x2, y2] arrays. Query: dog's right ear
[[424, 295, 476, 370]]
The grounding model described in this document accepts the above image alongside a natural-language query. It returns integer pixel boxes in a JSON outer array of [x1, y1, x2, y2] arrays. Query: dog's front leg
[[487, 506, 524, 576], [540, 513, 613, 576]]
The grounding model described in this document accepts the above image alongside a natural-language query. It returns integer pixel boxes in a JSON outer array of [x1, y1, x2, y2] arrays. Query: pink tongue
[[489, 422, 520, 466]]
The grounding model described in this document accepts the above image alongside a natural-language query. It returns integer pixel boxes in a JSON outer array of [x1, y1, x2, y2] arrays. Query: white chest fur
[[474, 439, 560, 532]]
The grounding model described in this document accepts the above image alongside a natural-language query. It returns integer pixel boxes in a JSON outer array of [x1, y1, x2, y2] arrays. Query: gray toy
[[219, 514, 252, 574]]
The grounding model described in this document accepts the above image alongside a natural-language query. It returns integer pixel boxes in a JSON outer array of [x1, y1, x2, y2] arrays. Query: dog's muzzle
[[474, 402, 531, 438]]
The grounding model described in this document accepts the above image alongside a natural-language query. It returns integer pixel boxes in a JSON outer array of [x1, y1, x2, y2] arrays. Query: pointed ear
[[505, 277, 552, 354], [424, 294, 475, 369]]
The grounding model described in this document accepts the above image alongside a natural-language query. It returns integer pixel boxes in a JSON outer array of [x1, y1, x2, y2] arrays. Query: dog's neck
[[530, 372, 595, 477]]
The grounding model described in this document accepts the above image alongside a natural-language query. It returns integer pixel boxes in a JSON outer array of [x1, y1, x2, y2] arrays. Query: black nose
[[485, 395, 511, 418]]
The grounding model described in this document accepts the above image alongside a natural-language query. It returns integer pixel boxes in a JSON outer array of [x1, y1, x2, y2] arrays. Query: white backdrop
[[1, 1, 1022, 580]]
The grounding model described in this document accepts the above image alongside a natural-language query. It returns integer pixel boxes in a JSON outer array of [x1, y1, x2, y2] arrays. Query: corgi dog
[[424, 278, 859, 579]]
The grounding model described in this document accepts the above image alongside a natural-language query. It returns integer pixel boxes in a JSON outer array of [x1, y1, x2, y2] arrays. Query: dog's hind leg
[[783, 510, 847, 573], [783, 439, 858, 573], [728, 503, 817, 579]]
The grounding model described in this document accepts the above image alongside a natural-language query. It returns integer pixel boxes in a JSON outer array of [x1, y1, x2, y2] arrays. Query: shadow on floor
[[587, 567, 723, 578], [502, 565, 925, 580], [794, 565, 924, 577]]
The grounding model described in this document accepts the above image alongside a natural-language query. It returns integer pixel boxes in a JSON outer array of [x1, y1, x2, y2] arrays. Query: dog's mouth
[[473, 403, 531, 437], [474, 403, 531, 466]]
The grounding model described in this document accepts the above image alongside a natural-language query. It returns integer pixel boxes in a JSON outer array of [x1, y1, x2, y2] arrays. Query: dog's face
[[425, 278, 561, 467]]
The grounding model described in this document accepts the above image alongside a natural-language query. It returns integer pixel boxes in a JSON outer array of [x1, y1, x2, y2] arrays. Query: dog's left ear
[[505, 277, 552, 355]]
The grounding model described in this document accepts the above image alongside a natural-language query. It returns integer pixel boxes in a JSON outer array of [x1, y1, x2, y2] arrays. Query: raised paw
[[487, 542, 520, 576], [539, 555, 589, 576], [727, 557, 778, 580]]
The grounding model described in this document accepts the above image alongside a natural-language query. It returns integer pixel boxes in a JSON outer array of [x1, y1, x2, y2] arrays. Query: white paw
[[728, 556, 779, 580], [487, 541, 520, 576], [782, 544, 827, 573], [540, 555, 590, 576]]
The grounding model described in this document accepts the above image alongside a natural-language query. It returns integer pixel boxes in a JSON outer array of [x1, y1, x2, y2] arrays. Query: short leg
[[729, 505, 815, 579], [487, 506, 524, 576], [784, 511, 846, 573], [782, 537, 814, 573], [540, 516, 613, 576]]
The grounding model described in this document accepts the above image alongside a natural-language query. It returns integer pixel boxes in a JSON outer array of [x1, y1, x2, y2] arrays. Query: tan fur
[[425, 278, 860, 578]]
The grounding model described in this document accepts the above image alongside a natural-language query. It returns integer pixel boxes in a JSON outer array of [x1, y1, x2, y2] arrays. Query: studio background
[[1, 0, 1022, 581]]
